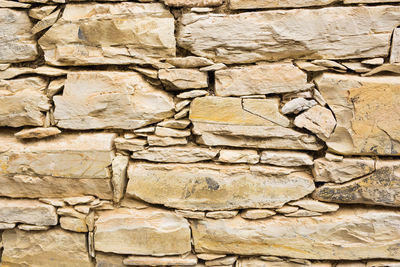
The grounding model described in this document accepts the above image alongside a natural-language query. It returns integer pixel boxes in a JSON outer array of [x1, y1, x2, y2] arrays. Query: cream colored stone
[[282, 98, 317, 115], [39, 198, 65, 207], [344, 0, 400, 3], [0, 0, 31, 8], [0, 9, 38, 63], [275, 205, 299, 214], [312, 60, 347, 71], [32, 9, 60, 34], [285, 209, 322, 217], [75, 205, 90, 214], [148, 135, 188, 146], [175, 99, 191, 112], [289, 199, 339, 213], [39, 3, 175, 66], [341, 62, 371, 73], [336, 263, 365, 267], [215, 63, 310, 96], [57, 207, 86, 219], [163, 0, 223, 6], [166, 56, 214, 68], [127, 163, 315, 211], [205, 256, 237, 266], [237, 258, 309, 267], [158, 119, 191, 130], [115, 137, 147, 152], [95, 252, 125, 267], [230, 0, 338, 9], [367, 261, 400, 267], [191, 208, 400, 259], [60, 217, 88, 232], [0, 63, 10, 71], [14, 127, 61, 139], [155, 127, 191, 137], [94, 208, 191, 255], [123, 254, 198, 266], [0, 66, 68, 80], [190, 97, 322, 150], [175, 108, 190, 119], [0, 222, 15, 229], [218, 149, 259, 164], [159, 69, 208, 90], [294, 106, 336, 141], [134, 126, 155, 134], [120, 198, 149, 210], [362, 58, 384, 65], [112, 155, 129, 203], [295, 61, 328, 72], [200, 63, 227, 72], [315, 73, 400, 155], [0, 77, 50, 127], [54, 72, 174, 130], [29, 5, 57, 19], [175, 210, 205, 219], [131, 145, 219, 163], [64, 196, 95, 206], [0, 198, 57, 226], [177, 90, 209, 99], [206, 210, 238, 219], [1, 228, 92, 267], [18, 224, 49, 231], [391, 28, 400, 64], [198, 254, 226, 261], [178, 6, 400, 64], [260, 151, 313, 167], [241, 209, 276, 220], [363, 64, 400, 76]]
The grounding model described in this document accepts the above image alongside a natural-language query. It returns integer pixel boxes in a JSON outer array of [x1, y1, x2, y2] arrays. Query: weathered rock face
[[94, 208, 191, 256], [39, 3, 175, 66], [191, 208, 400, 260], [177, 6, 400, 64], [313, 160, 400, 207], [230, 0, 338, 9], [54, 72, 174, 130], [159, 69, 208, 91], [0, 9, 38, 63], [0, 77, 50, 127], [189, 96, 323, 150], [1, 228, 92, 267], [315, 73, 400, 155], [127, 163, 315, 211]]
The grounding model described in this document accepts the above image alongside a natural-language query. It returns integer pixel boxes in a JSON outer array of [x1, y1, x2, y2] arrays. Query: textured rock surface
[[191, 208, 400, 259], [159, 69, 208, 90], [294, 106, 336, 141], [54, 72, 174, 130], [94, 208, 191, 255], [230, 0, 338, 9], [260, 151, 313, 167], [1, 228, 92, 267], [39, 3, 175, 66], [127, 163, 315, 210], [178, 6, 400, 64]]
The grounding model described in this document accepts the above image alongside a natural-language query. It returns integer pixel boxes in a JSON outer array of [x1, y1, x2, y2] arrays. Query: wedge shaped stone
[[94, 208, 191, 255], [39, 3, 175, 66], [127, 163, 315, 211], [191, 208, 400, 260], [54, 72, 174, 130], [178, 6, 400, 64]]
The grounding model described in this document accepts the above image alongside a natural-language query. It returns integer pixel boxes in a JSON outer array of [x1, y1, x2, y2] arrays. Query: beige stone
[[17, 224, 49, 231], [39, 198, 65, 207], [190, 97, 322, 150], [94, 208, 191, 255], [206, 211, 238, 219], [159, 69, 208, 90], [111, 155, 129, 203], [39, 3, 175, 66], [367, 261, 400, 267], [391, 28, 400, 64], [282, 98, 317, 115], [295, 61, 328, 72], [175, 100, 191, 112], [1, 228, 92, 267], [175, 108, 190, 119], [336, 263, 365, 267], [64, 196, 95, 206], [205, 256, 237, 266], [0, 198, 57, 226], [95, 252, 125, 267], [14, 127, 61, 139], [215, 63, 310, 96], [131, 145, 219, 163], [54, 72, 174, 130], [218, 149, 259, 164], [123, 254, 198, 266], [294, 106, 336, 141], [362, 64, 400, 76], [230, 0, 338, 9], [313, 156, 375, 183], [148, 135, 188, 146], [158, 119, 191, 129], [315, 73, 400, 155], [0, 222, 15, 229], [341, 62, 371, 73], [285, 209, 322, 217], [29, 5, 57, 19], [127, 163, 315, 211], [0, 9, 38, 63], [163, 0, 223, 6], [241, 209, 276, 220], [32, 9, 60, 34], [313, 160, 400, 207], [260, 151, 313, 167], [178, 6, 400, 64], [275, 205, 299, 214], [0, 66, 68, 80], [155, 127, 191, 137], [177, 90, 209, 99], [0, 0, 31, 8], [0, 77, 50, 127], [200, 63, 227, 72], [175, 210, 205, 219], [237, 258, 308, 267], [191, 208, 400, 259], [312, 60, 347, 71], [60, 217, 88, 232], [57, 207, 86, 219], [115, 137, 147, 152], [362, 58, 384, 65], [289, 199, 339, 213], [166, 56, 214, 68], [344, 0, 400, 3]]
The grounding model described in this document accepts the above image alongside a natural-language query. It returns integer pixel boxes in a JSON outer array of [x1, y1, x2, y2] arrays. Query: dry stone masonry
[[1, 0, 400, 266]]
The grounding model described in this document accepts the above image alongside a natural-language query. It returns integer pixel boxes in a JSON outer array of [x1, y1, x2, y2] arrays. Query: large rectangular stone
[[127, 163, 315, 211], [191, 208, 400, 260], [178, 6, 400, 64], [39, 3, 175, 66]]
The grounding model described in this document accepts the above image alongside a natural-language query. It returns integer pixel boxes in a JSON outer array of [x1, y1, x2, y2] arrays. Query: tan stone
[[175, 210, 205, 219], [275, 205, 299, 214], [1, 228, 92, 267], [132, 146, 219, 163], [29, 5, 57, 19], [39, 3, 175, 66], [237, 258, 307, 267], [282, 98, 317, 115], [64, 196, 95, 206], [155, 127, 191, 137], [32, 9, 60, 34], [115, 137, 147, 152], [148, 135, 188, 147], [285, 209, 322, 217], [39, 198, 65, 207], [17, 224, 49, 231], [54, 72, 174, 130], [342, 62, 371, 73], [200, 63, 227, 72], [240, 209, 276, 220], [178, 6, 400, 64], [260, 151, 313, 167], [60, 217, 88, 232], [57, 207, 86, 219], [362, 58, 384, 65], [14, 127, 61, 139], [0, 0, 31, 8], [206, 210, 238, 219], [177, 90, 209, 99], [367, 261, 400, 267], [95, 252, 125, 267], [123, 254, 198, 266], [0, 77, 50, 127], [127, 163, 315, 211], [315, 73, 400, 155], [344, 0, 400, 2], [0, 9, 37, 63], [289, 199, 339, 213], [0, 66, 68, 80], [0, 198, 57, 226], [163, 0, 223, 7], [215, 63, 310, 96], [0, 222, 15, 230], [159, 69, 208, 90], [295, 61, 328, 72], [111, 155, 129, 203], [230, 0, 338, 9], [158, 119, 191, 130], [205, 256, 237, 266], [391, 28, 400, 64], [362, 64, 400, 77], [218, 149, 259, 164], [336, 263, 365, 267], [191, 208, 400, 259], [94, 208, 191, 256], [166, 56, 214, 68], [294, 106, 336, 141]]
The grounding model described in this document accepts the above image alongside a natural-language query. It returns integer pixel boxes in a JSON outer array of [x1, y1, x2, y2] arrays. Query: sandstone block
[[123, 254, 198, 266], [159, 69, 208, 90], [294, 106, 336, 141], [14, 127, 61, 139], [163, 0, 223, 6], [230, 0, 338, 9], [260, 151, 313, 167], [218, 149, 259, 164]]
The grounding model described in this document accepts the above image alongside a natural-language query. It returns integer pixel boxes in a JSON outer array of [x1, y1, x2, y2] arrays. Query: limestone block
[[230, 0, 338, 9], [159, 69, 208, 90]]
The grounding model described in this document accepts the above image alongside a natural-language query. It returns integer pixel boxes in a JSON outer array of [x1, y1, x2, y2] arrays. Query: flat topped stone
[[230, 0, 338, 9]]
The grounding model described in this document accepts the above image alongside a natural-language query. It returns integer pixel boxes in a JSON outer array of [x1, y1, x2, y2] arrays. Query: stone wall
[[1, 0, 400, 266]]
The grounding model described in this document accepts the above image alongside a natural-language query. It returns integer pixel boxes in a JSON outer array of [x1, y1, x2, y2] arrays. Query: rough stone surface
[[163, 0, 223, 7], [60, 217, 88, 232], [39, 3, 175, 66], [190, 208, 400, 259], [294, 106, 336, 141], [94, 208, 191, 256], [390, 28, 400, 63], [289, 199, 339, 213], [14, 127, 61, 139], [1, 228, 92, 267], [111, 155, 129, 203], [260, 151, 313, 167], [282, 98, 317, 115], [218, 149, 259, 164], [230, 0, 338, 9], [177, 6, 400, 64], [123, 254, 198, 266], [127, 163, 315, 211], [54, 72, 174, 130], [159, 69, 208, 90]]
